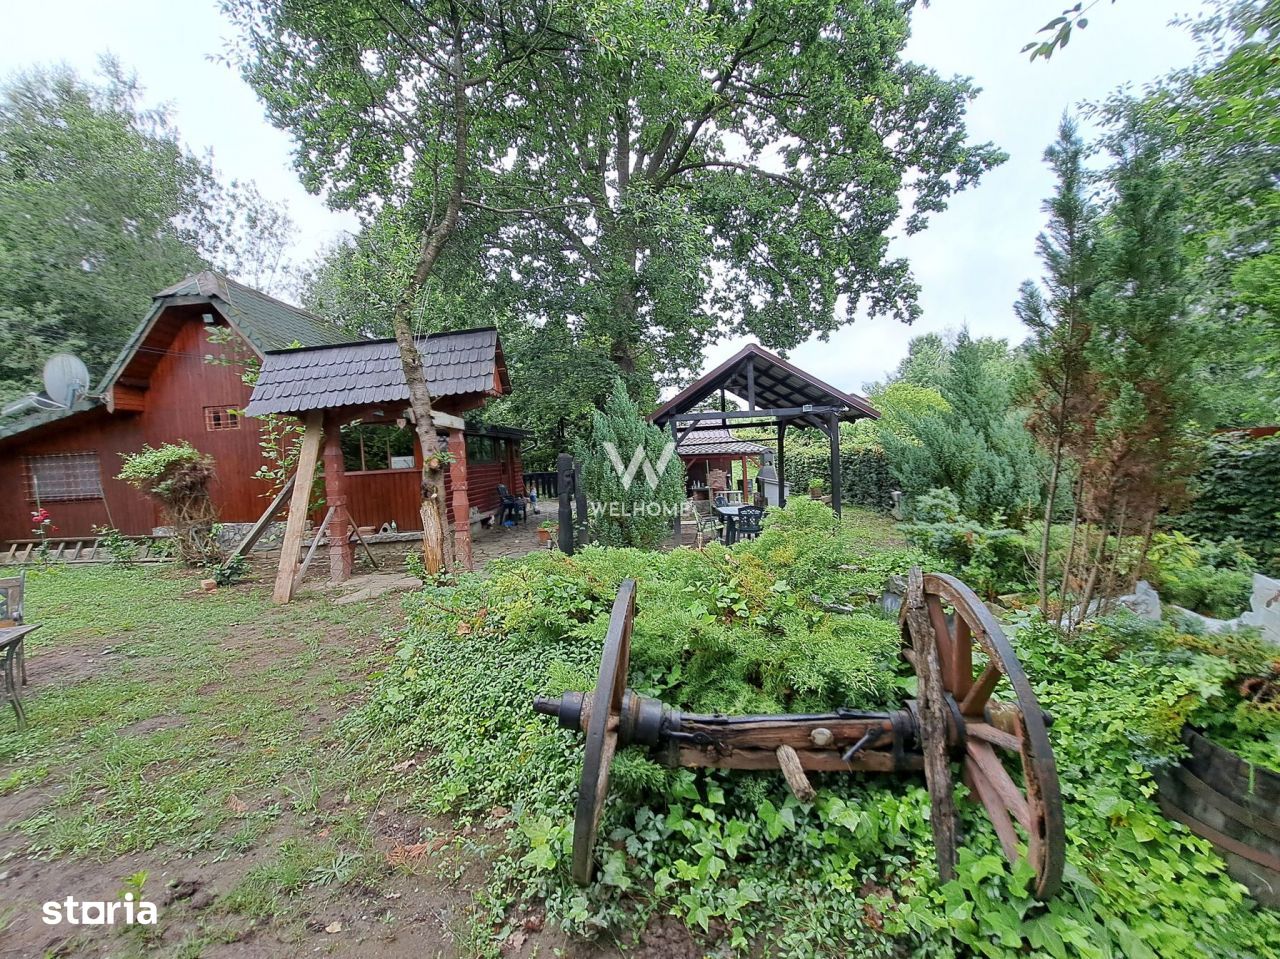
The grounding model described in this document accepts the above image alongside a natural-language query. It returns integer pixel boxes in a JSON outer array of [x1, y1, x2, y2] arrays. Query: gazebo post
[[827, 410, 842, 518], [446, 428, 473, 570], [776, 421, 787, 509], [322, 411, 353, 583], [670, 420, 682, 539]]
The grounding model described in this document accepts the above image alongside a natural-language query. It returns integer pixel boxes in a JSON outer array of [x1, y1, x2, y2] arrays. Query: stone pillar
[[447, 428, 473, 570], [322, 412, 353, 583]]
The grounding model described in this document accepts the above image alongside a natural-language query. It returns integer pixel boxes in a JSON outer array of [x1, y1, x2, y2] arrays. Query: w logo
[[602, 442, 677, 490]]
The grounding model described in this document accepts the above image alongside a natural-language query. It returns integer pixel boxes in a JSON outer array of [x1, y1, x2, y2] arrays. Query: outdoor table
[[1, 624, 39, 729], [714, 503, 744, 544]]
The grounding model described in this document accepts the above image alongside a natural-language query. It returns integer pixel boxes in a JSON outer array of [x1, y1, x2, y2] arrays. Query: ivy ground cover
[[368, 501, 1280, 958]]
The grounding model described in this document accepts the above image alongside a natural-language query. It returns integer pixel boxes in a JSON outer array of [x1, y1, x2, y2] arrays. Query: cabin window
[[466, 434, 502, 464], [26, 452, 104, 502], [204, 406, 242, 431], [341, 423, 416, 472]]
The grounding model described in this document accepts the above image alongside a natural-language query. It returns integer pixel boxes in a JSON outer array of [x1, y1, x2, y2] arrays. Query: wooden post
[[272, 411, 324, 604], [557, 453, 575, 555], [670, 420, 683, 539], [322, 412, 353, 584], [447, 428, 473, 570], [229, 474, 295, 562], [574, 460, 589, 549], [827, 410, 842, 519], [776, 421, 787, 509], [905, 568, 958, 881]]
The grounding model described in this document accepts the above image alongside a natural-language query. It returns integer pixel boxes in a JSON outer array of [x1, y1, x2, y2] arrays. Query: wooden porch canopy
[[243, 327, 510, 602], [651, 343, 879, 517]]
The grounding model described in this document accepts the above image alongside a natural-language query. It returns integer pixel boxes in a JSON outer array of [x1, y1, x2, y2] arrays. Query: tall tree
[[0, 59, 208, 401], [1015, 116, 1100, 613], [462, 0, 1005, 382], [1101, 0, 1280, 424], [0, 58, 300, 405], [223, 0, 574, 572], [1072, 122, 1198, 616]]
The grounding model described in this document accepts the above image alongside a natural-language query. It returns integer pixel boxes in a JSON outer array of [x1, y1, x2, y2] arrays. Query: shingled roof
[[676, 428, 768, 457], [156, 272, 345, 352], [245, 328, 508, 417], [96, 271, 347, 396]]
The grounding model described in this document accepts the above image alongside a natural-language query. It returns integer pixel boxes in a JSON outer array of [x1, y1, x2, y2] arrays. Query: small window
[[26, 452, 103, 502], [204, 406, 242, 431], [466, 435, 502, 464], [341, 423, 416, 472]]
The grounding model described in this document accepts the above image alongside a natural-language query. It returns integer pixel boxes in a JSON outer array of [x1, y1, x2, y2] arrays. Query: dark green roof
[[154, 271, 345, 352], [0, 398, 100, 443]]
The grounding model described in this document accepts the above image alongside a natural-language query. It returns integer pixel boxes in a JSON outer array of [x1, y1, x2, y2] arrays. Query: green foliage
[[576, 378, 685, 550], [233, 0, 1002, 412], [0, 58, 296, 403], [1143, 530, 1257, 619], [91, 526, 141, 567], [881, 333, 1042, 524], [208, 554, 250, 588], [117, 442, 208, 491], [1180, 432, 1280, 574], [901, 489, 1030, 600], [364, 514, 1280, 957], [781, 440, 896, 512]]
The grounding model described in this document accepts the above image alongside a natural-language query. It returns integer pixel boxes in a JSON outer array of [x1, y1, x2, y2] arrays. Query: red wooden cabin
[[0, 272, 526, 547]]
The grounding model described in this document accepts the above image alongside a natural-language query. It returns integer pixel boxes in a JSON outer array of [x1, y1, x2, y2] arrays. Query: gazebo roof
[[652, 343, 878, 425], [245, 327, 509, 417], [675, 428, 767, 457]]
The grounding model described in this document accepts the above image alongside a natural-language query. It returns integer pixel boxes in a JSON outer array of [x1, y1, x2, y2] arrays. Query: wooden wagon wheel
[[571, 578, 637, 884], [901, 571, 1066, 899]]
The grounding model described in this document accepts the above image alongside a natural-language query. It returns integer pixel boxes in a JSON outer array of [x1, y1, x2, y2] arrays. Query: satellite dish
[[42, 354, 90, 408]]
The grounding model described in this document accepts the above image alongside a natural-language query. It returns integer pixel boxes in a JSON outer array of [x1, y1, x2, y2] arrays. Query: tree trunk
[[1134, 509, 1158, 590], [390, 27, 470, 575], [1037, 434, 1065, 615], [1056, 471, 1085, 629]]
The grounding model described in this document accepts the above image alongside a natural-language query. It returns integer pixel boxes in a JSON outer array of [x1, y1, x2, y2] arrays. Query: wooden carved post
[[574, 460, 589, 549], [447, 428, 473, 570], [272, 410, 324, 604], [904, 568, 958, 881], [557, 452, 575, 555], [322, 413, 353, 584]]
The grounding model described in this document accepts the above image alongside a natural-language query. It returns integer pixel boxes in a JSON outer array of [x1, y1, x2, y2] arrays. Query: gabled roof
[[155, 272, 345, 352], [244, 328, 509, 417], [676, 428, 767, 457], [97, 271, 346, 397], [652, 343, 879, 425]]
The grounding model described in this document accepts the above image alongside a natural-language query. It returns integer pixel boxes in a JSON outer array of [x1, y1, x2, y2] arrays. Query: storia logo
[[42, 893, 158, 926], [603, 442, 677, 490]]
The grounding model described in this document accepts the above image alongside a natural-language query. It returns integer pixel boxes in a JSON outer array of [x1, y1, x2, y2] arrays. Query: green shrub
[[1146, 530, 1258, 618], [576, 378, 685, 549], [362, 503, 1280, 958], [900, 488, 1030, 599]]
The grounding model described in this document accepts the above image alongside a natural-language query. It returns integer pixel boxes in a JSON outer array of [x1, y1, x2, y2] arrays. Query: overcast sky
[[2, 0, 1208, 394]]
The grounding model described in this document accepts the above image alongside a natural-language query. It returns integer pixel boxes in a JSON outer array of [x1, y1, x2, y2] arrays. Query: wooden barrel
[[1155, 725, 1280, 908]]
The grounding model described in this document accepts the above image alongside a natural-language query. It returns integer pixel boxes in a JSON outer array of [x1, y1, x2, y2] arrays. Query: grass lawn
[[0, 563, 520, 959]]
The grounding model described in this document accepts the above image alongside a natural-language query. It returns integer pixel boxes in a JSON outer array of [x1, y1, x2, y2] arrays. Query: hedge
[[782, 443, 895, 511], [1180, 431, 1280, 574]]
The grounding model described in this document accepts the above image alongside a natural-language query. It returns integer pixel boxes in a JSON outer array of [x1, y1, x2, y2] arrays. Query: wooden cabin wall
[[0, 312, 525, 542]]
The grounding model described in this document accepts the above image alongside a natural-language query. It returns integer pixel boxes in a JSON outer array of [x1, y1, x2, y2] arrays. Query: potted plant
[[809, 477, 825, 499], [538, 520, 558, 545]]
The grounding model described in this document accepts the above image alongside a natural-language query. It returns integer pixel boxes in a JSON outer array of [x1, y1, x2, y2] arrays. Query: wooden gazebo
[[651, 344, 879, 520], [244, 328, 513, 602]]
